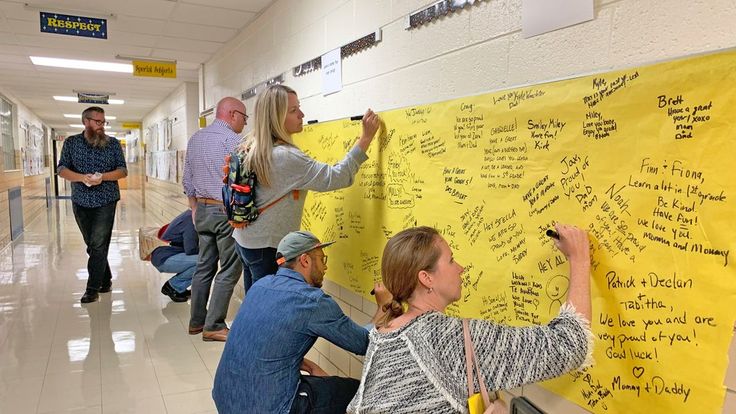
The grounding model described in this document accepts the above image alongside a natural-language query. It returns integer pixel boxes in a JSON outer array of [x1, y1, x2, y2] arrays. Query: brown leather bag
[[138, 224, 169, 261]]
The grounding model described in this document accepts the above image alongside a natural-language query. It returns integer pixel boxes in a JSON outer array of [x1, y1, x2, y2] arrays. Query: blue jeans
[[288, 375, 360, 414], [189, 203, 243, 332], [72, 201, 117, 292], [235, 244, 278, 292], [155, 252, 197, 293]]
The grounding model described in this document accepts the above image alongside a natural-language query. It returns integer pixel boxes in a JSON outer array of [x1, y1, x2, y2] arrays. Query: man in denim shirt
[[213, 231, 388, 414]]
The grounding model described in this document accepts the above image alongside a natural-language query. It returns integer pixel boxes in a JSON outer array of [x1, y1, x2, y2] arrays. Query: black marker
[[546, 229, 560, 240], [307, 119, 318, 124], [350, 115, 363, 121]]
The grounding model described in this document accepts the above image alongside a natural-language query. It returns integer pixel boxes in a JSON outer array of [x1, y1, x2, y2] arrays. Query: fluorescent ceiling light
[[54, 96, 124, 104], [69, 124, 111, 129], [64, 114, 116, 120], [31, 56, 133, 73]]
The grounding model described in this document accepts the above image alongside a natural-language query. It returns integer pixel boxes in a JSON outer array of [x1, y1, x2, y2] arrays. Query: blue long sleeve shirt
[[213, 267, 369, 414]]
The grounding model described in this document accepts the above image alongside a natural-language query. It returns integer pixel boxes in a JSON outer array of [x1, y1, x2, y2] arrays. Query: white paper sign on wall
[[321, 48, 342, 96], [522, 0, 593, 38]]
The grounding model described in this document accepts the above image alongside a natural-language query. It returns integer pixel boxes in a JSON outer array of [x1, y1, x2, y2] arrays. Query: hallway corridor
[[0, 191, 234, 413]]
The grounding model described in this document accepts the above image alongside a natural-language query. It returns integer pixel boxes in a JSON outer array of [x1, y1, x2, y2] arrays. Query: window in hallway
[[1, 94, 17, 170]]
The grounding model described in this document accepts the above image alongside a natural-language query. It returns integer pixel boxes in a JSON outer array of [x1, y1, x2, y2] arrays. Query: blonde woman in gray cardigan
[[347, 224, 593, 414], [232, 84, 381, 292]]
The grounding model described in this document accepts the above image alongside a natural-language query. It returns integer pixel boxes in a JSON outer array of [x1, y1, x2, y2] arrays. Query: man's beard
[[310, 269, 324, 288], [85, 130, 108, 148]]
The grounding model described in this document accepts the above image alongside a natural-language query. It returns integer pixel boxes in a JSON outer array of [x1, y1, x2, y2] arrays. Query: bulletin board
[[294, 49, 736, 413]]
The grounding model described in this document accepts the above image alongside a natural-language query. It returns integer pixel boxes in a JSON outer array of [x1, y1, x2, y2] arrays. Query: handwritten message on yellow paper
[[294, 50, 736, 413]]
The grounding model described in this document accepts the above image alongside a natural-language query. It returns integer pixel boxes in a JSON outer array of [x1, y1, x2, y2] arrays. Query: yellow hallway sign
[[132, 60, 176, 78], [121, 122, 141, 129]]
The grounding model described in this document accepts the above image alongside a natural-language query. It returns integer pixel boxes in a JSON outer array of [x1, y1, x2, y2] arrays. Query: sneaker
[[161, 281, 189, 303], [80, 290, 99, 303]]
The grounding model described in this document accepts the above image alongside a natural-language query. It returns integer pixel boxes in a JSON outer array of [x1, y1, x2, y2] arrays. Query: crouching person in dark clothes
[[151, 209, 199, 302]]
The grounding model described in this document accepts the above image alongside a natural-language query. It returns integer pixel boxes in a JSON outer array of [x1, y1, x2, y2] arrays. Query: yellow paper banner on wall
[[293, 50, 736, 413]]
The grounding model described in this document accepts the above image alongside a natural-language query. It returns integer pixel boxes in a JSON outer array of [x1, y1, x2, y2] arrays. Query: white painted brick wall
[[200, 0, 736, 412], [142, 81, 199, 151]]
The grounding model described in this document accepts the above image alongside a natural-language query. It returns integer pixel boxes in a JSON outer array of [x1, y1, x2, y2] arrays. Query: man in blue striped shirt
[[183, 97, 246, 342]]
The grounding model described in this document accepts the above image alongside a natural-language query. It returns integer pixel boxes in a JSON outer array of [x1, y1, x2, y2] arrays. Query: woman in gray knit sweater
[[232, 84, 381, 292], [347, 224, 593, 414]]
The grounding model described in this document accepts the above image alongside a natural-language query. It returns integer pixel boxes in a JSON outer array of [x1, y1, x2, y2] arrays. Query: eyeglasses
[[233, 110, 249, 121], [309, 254, 327, 265], [85, 117, 106, 126]]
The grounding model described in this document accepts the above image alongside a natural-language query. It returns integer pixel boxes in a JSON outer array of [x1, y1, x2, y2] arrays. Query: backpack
[[221, 149, 298, 229]]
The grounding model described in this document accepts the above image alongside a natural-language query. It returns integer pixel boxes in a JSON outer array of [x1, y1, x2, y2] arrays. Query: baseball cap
[[276, 231, 336, 265]]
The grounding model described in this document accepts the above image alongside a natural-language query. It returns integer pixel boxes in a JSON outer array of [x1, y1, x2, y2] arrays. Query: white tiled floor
[[0, 192, 238, 413]]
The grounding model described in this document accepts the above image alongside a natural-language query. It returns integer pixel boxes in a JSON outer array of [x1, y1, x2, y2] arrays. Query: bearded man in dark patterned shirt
[[57, 106, 128, 304]]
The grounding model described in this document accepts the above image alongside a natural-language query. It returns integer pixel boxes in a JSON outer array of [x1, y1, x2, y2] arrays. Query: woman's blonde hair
[[242, 84, 297, 187], [378, 226, 441, 327]]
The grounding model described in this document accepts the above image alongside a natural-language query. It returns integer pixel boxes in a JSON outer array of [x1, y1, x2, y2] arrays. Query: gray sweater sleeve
[[278, 144, 368, 193], [448, 303, 593, 392]]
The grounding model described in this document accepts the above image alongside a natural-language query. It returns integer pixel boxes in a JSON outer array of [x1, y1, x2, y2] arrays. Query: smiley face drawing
[[546, 274, 569, 314]]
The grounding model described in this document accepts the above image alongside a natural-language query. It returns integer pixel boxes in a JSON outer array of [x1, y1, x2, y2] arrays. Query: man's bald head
[[215, 97, 247, 133]]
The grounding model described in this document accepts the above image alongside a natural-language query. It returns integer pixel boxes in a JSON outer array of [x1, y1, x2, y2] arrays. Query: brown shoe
[[188, 325, 204, 335], [202, 328, 229, 342]]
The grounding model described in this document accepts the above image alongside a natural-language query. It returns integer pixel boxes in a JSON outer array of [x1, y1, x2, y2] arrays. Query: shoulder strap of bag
[[463, 319, 492, 408], [231, 144, 298, 215], [257, 190, 299, 214]]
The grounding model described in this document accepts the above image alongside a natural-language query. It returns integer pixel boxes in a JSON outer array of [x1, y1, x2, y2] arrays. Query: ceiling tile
[[164, 21, 237, 43], [0, 44, 29, 55], [170, 2, 256, 29], [106, 30, 162, 49], [108, 0, 177, 19], [154, 36, 223, 54], [0, 53, 32, 63], [181, 0, 274, 13], [0, 2, 39, 22], [6, 18, 44, 35], [113, 15, 166, 37], [151, 49, 213, 64]]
